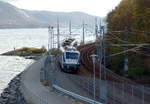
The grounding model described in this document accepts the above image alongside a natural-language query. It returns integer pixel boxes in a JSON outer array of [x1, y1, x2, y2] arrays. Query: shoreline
[[0, 52, 37, 104], [1, 47, 47, 60], [0, 72, 27, 104]]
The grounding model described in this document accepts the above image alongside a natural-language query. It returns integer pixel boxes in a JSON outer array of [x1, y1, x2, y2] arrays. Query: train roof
[[64, 50, 80, 54], [60, 46, 80, 54]]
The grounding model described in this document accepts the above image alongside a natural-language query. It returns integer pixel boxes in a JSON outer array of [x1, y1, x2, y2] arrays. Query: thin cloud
[[9, 0, 122, 17], [0, 0, 19, 2]]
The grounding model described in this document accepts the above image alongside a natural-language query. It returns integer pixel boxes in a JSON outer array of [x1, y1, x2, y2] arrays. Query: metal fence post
[[131, 85, 134, 104], [122, 83, 124, 104], [113, 82, 115, 104], [51, 55, 56, 85], [89, 75, 90, 96], [142, 86, 145, 104], [40, 97, 41, 104]]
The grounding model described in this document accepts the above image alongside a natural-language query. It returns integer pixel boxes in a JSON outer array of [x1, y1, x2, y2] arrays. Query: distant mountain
[[25, 10, 98, 26], [0, 1, 43, 28], [0, 1, 100, 28]]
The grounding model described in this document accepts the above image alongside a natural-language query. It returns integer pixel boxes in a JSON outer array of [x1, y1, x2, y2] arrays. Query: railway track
[[78, 43, 137, 84], [78, 43, 105, 78], [78, 43, 150, 103], [52, 43, 150, 104], [77, 43, 96, 77], [78, 44, 95, 70], [77, 43, 150, 104]]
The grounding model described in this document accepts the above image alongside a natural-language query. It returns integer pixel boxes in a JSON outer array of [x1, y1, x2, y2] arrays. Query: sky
[[5, 0, 122, 17]]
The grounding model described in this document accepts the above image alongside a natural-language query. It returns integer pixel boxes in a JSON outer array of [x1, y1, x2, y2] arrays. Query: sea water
[[0, 28, 95, 94]]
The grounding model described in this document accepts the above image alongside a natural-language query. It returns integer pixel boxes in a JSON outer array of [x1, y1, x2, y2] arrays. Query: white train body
[[59, 47, 80, 73]]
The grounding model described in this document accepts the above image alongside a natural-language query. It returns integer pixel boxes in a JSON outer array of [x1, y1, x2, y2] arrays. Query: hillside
[[25, 10, 97, 26], [0, 1, 98, 28], [0, 1, 43, 28], [107, 0, 150, 32], [106, 0, 150, 86]]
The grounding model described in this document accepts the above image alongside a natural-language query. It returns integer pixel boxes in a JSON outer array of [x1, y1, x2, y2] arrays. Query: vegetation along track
[[78, 43, 146, 85], [77, 43, 150, 103]]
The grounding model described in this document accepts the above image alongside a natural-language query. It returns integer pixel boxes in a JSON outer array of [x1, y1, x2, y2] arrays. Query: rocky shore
[[0, 73, 27, 104]]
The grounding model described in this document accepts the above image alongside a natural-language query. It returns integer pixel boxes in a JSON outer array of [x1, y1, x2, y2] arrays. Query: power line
[[107, 32, 150, 45], [108, 43, 150, 47], [132, 50, 150, 57], [108, 30, 150, 36], [107, 33, 130, 43], [107, 45, 144, 57], [130, 29, 150, 34], [107, 30, 124, 33]]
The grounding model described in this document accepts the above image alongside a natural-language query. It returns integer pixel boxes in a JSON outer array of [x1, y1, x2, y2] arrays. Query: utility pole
[[99, 19, 102, 37], [99, 26, 108, 103], [48, 26, 51, 51], [99, 26, 103, 102], [102, 26, 106, 80], [124, 26, 128, 71], [82, 21, 85, 44], [48, 26, 54, 54], [91, 54, 98, 103], [69, 20, 72, 36], [57, 18, 60, 50], [52, 26, 54, 49], [95, 18, 98, 39]]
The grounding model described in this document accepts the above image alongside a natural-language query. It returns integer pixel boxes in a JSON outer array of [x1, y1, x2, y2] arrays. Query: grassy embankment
[[2, 47, 47, 56]]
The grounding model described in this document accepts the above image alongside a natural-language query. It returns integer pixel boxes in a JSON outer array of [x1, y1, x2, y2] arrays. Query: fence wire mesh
[[42, 55, 150, 104]]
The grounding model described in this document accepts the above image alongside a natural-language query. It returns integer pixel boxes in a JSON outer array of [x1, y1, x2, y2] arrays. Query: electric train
[[59, 47, 80, 73]]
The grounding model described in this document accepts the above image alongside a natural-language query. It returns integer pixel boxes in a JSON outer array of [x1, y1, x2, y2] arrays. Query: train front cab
[[61, 51, 80, 73]]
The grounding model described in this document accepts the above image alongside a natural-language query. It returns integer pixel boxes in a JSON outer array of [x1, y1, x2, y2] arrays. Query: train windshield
[[66, 52, 79, 59]]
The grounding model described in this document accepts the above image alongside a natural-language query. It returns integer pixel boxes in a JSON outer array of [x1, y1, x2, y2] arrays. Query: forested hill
[[107, 0, 150, 32], [106, 0, 150, 86]]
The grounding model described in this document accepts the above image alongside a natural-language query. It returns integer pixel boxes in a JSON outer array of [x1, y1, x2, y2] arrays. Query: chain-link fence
[[43, 56, 105, 104], [42, 55, 150, 104], [107, 81, 150, 104]]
